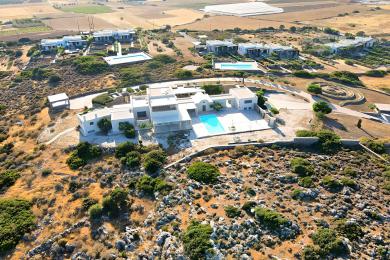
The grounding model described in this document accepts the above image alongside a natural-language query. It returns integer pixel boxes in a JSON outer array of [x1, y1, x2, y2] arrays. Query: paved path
[[45, 127, 76, 145]]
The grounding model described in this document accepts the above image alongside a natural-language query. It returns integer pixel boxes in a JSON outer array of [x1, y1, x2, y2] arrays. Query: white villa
[[40, 35, 87, 52], [93, 29, 136, 44], [78, 84, 259, 136], [205, 40, 238, 55], [325, 36, 375, 54], [238, 43, 299, 59]]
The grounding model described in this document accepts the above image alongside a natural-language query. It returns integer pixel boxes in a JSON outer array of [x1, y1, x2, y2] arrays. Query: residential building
[[40, 35, 87, 52], [93, 29, 136, 44], [206, 40, 238, 55], [324, 36, 375, 54], [47, 93, 70, 111], [78, 85, 258, 136], [238, 43, 299, 59]]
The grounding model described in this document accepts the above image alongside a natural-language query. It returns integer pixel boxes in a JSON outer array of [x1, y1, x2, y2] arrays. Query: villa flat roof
[[48, 93, 69, 103], [375, 103, 390, 112], [174, 87, 204, 95], [149, 86, 175, 97], [111, 106, 134, 121], [93, 29, 135, 37], [325, 37, 373, 49], [150, 96, 177, 107], [206, 40, 236, 47], [230, 87, 256, 99], [79, 108, 111, 121], [132, 97, 148, 108]]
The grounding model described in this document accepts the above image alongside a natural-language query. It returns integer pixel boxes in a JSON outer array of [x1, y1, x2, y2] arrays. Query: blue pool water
[[199, 114, 225, 134], [220, 63, 255, 70]]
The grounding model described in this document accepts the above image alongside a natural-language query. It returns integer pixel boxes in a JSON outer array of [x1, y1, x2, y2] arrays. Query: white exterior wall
[[237, 97, 257, 110], [78, 115, 110, 136], [238, 46, 249, 56], [195, 100, 213, 113]]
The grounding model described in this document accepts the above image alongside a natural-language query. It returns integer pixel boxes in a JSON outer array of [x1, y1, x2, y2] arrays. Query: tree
[[313, 101, 332, 115], [187, 162, 220, 184], [119, 122, 136, 138], [256, 90, 267, 108], [88, 204, 103, 221], [183, 221, 213, 260], [356, 119, 362, 129], [97, 118, 112, 135], [307, 83, 322, 94]]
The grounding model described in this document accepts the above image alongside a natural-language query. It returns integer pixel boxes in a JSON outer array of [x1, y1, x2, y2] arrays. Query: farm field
[[0, 3, 61, 20], [0, 26, 51, 36], [59, 4, 113, 14]]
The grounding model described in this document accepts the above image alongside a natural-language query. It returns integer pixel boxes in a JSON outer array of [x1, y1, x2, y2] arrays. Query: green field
[[61, 5, 112, 14], [0, 26, 51, 36]]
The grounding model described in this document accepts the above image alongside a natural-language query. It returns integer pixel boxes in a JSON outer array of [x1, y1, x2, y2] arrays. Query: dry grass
[[0, 3, 61, 20]]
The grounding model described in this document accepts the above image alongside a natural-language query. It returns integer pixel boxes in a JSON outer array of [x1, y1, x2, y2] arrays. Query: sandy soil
[[173, 36, 205, 63], [147, 40, 176, 56], [148, 8, 204, 27], [0, 3, 61, 20], [43, 14, 116, 31], [175, 16, 296, 31], [360, 75, 390, 92]]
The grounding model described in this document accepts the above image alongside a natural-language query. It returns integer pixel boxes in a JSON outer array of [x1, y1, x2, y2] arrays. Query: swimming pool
[[214, 62, 260, 71], [199, 114, 225, 134], [103, 52, 152, 65]]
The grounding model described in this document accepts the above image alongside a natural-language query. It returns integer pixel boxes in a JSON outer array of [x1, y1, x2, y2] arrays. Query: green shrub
[[143, 158, 162, 174], [290, 157, 314, 176], [41, 168, 52, 177], [321, 176, 342, 190], [254, 207, 288, 228], [153, 54, 176, 64], [187, 162, 220, 184], [175, 69, 193, 79], [256, 89, 267, 108], [340, 177, 356, 188], [302, 245, 321, 260], [343, 167, 357, 177], [97, 118, 112, 134], [224, 206, 241, 218], [242, 201, 257, 214], [73, 56, 109, 75], [48, 74, 61, 84], [329, 71, 362, 86], [291, 189, 304, 199], [136, 175, 172, 195], [307, 83, 322, 94], [365, 70, 387, 77], [270, 107, 279, 115], [299, 176, 314, 188], [313, 101, 332, 114], [122, 151, 141, 168], [183, 221, 213, 260], [66, 142, 101, 170], [0, 199, 35, 254], [115, 141, 136, 158], [335, 219, 363, 240], [201, 84, 223, 95], [311, 228, 348, 257], [119, 122, 136, 138], [92, 93, 113, 106], [293, 70, 316, 78], [0, 170, 20, 190], [295, 130, 317, 137], [88, 204, 103, 221], [210, 102, 223, 111], [143, 149, 167, 164], [316, 130, 341, 153], [102, 188, 128, 218], [360, 138, 385, 154]]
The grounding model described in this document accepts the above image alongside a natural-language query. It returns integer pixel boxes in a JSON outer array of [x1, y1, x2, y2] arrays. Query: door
[[202, 105, 206, 112]]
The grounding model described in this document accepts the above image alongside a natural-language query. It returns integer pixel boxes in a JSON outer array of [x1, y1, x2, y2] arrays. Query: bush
[[92, 93, 113, 106], [360, 138, 385, 154], [73, 56, 109, 75], [66, 142, 101, 170], [41, 168, 52, 177], [187, 162, 220, 184], [136, 175, 171, 195], [119, 122, 136, 138], [311, 228, 348, 257], [201, 84, 223, 95], [256, 89, 267, 108], [340, 177, 356, 188], [210, 102, 223, 111], [290, 157, 314, 176], [291, 189, 304, 199], [97, 118, 112, 134], [335, 219, 363, 240], [224, 206, 241, 218], [343, 167, 357, 177], [299, 176, 314, 188], [0, 170, 20, 190], [293, 70, 316, 78], [321, 176, 342, 190], [313, 101, 332, 114], [88, 204, 103, 221], [254, 207, 288, 228], [329, 71, 362, 86], [175, 69, 193, 79], [102, 188, 128, 218], [296, 130, 317, 137], [307, 83, 322, 94], [143, 149, 167, 164], [48, 74, 61, 84], [365, 70, 387, 77], [122, 151, 141, 168], [183, 221, 213, 260], [153, 54, 176, 64], [143, 158, 162, 174], [115, 141, 136, 158], [242, 201, 257, 214], [316, 130, 341, 153], [302, 245, 321, 260], [0, 199, 35, 254]]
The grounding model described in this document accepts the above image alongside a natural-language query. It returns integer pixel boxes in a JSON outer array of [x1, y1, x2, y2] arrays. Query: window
[[244, 100, 253, 104], [152, 105, 176, 112], [137, 111, 147, 118], [90, 122, 94, 125]]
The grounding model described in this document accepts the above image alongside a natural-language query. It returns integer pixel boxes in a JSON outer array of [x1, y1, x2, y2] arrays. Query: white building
[[93, 29, 136, 44], [48, 93, 70, 111], [206, 40, 238, 55], [325, 37, 375, 54], [40, 35, 87, 52], [238, 43, 299, 59], [78, 85, 258, 136]]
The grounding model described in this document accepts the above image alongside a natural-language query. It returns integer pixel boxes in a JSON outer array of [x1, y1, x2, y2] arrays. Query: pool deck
[[192, 109, 270, 138]]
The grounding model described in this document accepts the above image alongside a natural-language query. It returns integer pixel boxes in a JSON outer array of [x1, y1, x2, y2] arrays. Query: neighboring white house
[[324, 36, 375, 54], [206, 40, 238, 55], [48, 93, 70, 111], [93, 29, 136, 44], [40, 35, 87, 52], [77, 84, 259, 136], [238, 43, 299, 59]]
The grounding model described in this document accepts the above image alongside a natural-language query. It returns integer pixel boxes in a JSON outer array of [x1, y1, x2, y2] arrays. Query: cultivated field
[[0, 3, 61, 20]]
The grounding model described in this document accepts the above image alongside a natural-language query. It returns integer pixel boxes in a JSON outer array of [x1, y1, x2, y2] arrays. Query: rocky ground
[[10, 145, 389, 260]]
